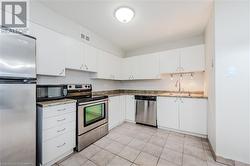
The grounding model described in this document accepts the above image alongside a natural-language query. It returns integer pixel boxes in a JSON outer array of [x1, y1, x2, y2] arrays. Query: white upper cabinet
[[85, 44, 98, 72], [121, 57, 135, 80], [65, 37, 85, 71], [65, 39, 97, 72], [180, 45, 205, 72], [96, 50, 122, 80], [30, 23, 66, 76], [159, 49, 180, 74], [159, 44, 205, 74], [122, 53, 160, 80]]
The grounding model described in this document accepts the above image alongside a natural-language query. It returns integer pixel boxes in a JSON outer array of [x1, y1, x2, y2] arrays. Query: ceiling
[[36, 0, 212, 53]]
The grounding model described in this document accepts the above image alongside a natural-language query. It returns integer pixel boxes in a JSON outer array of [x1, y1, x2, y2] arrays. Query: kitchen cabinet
[[159, 44, 205, 74], [180, 45, 205, 72], [157, 97, 179, 130], [179, 98, 207, 135], [85, 44, 98, 72], [122, 53, 160, 80], [29, 23, 67, 76], [159, 49, 180, 73], [65, 37, 85, 71], [65, 39, 97, 72], [125, 95, 136, 122], [109, 96, 125, 130], [157, 97, 207, 135], [37, 102, 76, 166], [95, 50, 122, 80]]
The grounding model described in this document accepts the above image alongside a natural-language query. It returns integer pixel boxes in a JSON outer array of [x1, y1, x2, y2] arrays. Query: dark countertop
[[93, 90, 207, 99]]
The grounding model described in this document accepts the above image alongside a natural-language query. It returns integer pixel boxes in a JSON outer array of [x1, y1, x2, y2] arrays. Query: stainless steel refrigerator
[[0, 30, 36, 166]]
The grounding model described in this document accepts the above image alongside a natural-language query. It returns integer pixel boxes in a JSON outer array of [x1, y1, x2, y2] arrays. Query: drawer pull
[[57, 108, 66, 112], [57, 128, 66, 133], [57, 118, 66, 122], [56, 143, 66, 148]]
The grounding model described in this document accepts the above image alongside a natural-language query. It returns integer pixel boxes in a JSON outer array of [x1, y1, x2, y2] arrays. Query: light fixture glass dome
[[114, 7, 135, 23]]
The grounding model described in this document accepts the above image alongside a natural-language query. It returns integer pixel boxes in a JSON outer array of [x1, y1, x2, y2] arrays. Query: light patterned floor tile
[[128, 138, 147, 151], [119, 146, 140, 162], [79, 144, 101, 159], [107, 156, 132, 166], [134, 152, 159, 166], [105, 141, 125, 154], [142, 143, 163, 157], [157, 158, 180, 166], [90, 149, 115, 166], [183, 154, 207, 166], [160, 148, 182, 165], [59, 153, 87, 166]]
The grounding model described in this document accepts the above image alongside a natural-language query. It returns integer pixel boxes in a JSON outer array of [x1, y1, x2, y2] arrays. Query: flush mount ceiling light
[[114, 7, 135, 23]]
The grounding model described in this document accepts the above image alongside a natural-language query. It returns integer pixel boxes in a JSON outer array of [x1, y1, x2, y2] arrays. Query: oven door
[[78, 99, 108, 135]]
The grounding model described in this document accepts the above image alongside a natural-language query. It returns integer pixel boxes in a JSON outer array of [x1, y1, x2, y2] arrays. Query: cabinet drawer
[[43, 103, 76, 118], [42, 131, 75, 164], [43, 112, 75, 130], [43, 121, 75, 141]]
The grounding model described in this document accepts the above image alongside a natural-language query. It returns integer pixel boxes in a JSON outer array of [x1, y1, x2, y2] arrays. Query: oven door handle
[[78, 99, 108, 106]]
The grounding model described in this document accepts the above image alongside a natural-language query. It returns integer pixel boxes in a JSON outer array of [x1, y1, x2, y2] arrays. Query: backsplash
[[38, 70, 205, 92], [37, 70, 121, 91], [120, 72, 205, 92]]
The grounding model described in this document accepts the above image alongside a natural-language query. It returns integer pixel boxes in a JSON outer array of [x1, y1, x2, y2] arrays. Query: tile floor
[[56, 122, 226, 166]]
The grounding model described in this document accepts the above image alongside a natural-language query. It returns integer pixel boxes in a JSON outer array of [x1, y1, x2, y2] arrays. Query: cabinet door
[[179, 98, 207, 135], [30, 23, 66, 76], [159, 49, 180, 74], [85, 45, 97, 72], [133, 53, 160, 80], [125, 95, 135, 122], [65, 37, 85, 71], [121, 58, 134, 80], [96, 51, 121, 80], [109, 96, 122, 130], [157, 97, 179, 130], [180, 45, 205, 72]]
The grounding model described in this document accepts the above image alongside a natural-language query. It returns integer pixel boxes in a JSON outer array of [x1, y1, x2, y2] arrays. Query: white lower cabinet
[[109, 96, 125, 130], [157, 97, 179, 130], [179, 98, 207, 135], [125, 95, 136, 122], [37, 102, 76, 166], [157, 97, 207, 135]]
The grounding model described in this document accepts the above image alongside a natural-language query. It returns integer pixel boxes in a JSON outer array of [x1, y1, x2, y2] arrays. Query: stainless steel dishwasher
[[135, 95, 157, 127]]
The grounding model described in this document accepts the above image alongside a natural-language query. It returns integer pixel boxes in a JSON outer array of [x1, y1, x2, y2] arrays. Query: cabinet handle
[[57, 128, 66, 133], [174, 97, 178, 102], [57, 118, 66, 122], [56, 142, 66, 148], [59, 69, 64, 75], [85, 64, 88, 70], [80, 64, 84, 69], [180, 98, 184, 103], [57, 108, 66, 112]]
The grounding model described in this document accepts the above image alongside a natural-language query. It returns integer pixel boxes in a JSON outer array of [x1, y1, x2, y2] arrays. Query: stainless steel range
[[66, 84, 108, 151]]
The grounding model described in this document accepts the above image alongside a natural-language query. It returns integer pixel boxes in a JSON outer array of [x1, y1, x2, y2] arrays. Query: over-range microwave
[[36, 85, 67, 102]]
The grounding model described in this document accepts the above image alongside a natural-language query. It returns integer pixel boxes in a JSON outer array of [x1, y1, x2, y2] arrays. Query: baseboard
[[207, 140, 250, 166], [157, 125, 207, 138]]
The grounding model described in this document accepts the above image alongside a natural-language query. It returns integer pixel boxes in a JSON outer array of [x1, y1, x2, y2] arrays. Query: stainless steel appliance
[[37, 85, 67, 102], [135, 95, 157, 127], [66, 84, 108, 151], [0, 30, 36, 165]]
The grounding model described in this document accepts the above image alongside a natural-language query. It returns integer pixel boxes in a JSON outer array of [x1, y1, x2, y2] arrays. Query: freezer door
[[0, 83, 36, 166], [0, 33, 36, 78]]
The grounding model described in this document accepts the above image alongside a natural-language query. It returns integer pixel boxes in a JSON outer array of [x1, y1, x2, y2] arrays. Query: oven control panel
[[67, 84, 92, 90]]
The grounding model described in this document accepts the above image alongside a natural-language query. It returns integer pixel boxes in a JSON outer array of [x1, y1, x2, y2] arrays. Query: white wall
[[205, 3, 216, 153], [37, 70, 121, 91], [214, 1, 250, 164], [125, 35, 204, 57], [121, 72, 205, 92]]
